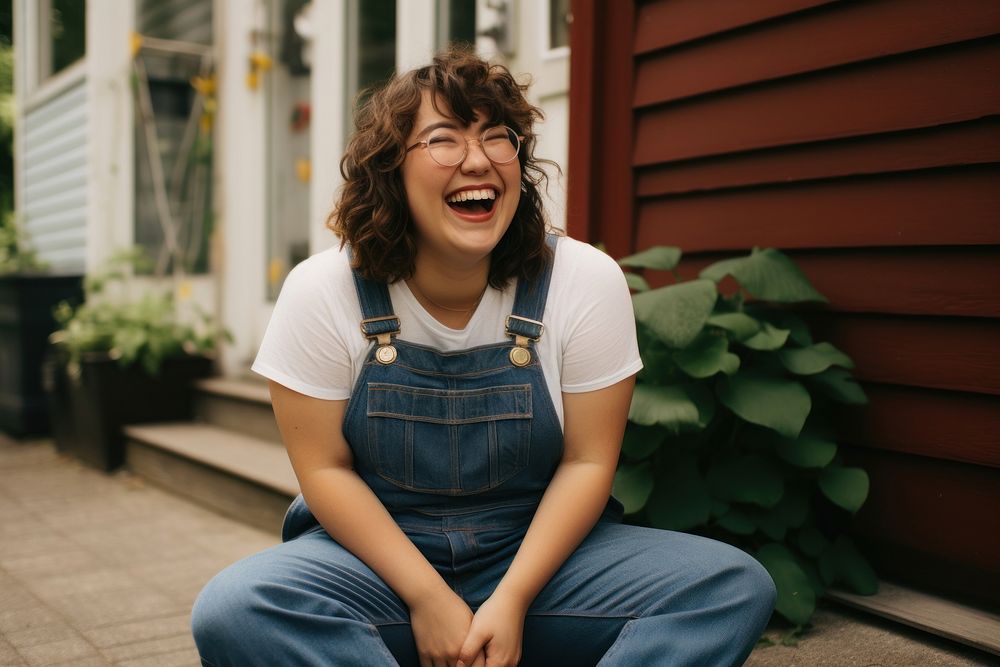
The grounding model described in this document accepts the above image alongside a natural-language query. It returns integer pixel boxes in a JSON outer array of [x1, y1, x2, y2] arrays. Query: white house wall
[[20, 81, 89, 272]]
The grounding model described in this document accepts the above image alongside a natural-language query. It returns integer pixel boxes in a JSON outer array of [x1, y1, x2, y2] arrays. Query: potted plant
[[612, 246, 876, 636], [44, 248, 228, 470], [0, 211, 84, 437]]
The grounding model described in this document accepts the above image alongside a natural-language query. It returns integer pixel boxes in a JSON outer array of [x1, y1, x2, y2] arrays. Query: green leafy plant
[[613, 246, 876, 628], [49, 248, 230, 377], [0, 211, 48, 275]]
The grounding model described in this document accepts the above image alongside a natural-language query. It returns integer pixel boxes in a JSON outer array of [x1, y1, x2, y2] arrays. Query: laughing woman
[[192, 49, 775, 667]]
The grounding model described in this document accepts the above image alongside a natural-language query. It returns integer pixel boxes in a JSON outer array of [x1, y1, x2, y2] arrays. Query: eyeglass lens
[[426, 126, 520, 166]]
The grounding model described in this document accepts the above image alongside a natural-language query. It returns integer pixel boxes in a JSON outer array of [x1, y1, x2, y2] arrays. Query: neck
[[409, 250, 490, 313]]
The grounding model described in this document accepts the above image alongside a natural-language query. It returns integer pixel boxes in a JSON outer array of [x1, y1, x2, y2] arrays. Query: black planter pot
[[44, 353, 214, 471], [0, 274, 84, 437]]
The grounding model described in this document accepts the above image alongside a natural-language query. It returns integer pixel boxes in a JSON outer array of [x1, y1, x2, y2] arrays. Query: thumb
[[458, 627, 489, 667]]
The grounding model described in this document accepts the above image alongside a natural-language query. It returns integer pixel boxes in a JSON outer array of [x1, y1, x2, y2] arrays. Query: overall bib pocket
[[366, 382, 532, 495]]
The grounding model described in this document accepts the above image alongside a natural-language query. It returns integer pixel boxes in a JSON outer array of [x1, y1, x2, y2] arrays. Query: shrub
[[613, 246, 877, 627]]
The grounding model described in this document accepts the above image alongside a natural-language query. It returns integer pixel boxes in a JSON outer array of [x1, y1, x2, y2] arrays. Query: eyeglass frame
[[404, 124, 525, 167]]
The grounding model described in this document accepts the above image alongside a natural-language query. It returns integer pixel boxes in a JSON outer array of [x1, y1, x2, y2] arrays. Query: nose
[[459, 139, 492, 174]]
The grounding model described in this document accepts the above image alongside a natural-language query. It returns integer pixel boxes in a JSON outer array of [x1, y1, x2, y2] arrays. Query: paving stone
[[4, 622, 81, 649], [44, 587, 186, 631], [0, 575, 38, 611], [99, 634, 194, 662], [0, 531, 67, 560], [0, 636, 28, 666], [17, 636, 100, 666], [81, 614, 190, 649], [0, 548, 105, 579], [23, 568, 143, 602], [49, 658, 110, 667], [114, 647, 200, 667], [0, 604, 62, 635]]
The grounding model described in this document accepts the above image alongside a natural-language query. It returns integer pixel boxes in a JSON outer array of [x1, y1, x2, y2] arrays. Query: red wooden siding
[[568, 0, 1000, 604]]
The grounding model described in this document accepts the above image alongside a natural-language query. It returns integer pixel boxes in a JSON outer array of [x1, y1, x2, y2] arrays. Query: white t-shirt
[[252, 235, 643, 428]]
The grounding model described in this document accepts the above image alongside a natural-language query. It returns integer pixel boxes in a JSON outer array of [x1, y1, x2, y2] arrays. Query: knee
[[191, 566, 253, 656], [716, 545, 777, 623]]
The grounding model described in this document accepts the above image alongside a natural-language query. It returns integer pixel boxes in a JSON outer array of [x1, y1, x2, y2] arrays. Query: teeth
[[446, 188, 498, 203]]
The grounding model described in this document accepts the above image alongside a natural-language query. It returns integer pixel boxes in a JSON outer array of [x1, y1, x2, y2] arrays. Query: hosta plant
[[612, 246, 877, 628]]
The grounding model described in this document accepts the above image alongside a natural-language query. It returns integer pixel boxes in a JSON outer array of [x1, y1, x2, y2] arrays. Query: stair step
[[829, 581, 1000, 656], [125, 422, 298, 533], [193, 377, 282, 444]]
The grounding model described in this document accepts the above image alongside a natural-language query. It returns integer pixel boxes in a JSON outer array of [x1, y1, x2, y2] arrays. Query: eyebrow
[[415, 121, 461, 139]]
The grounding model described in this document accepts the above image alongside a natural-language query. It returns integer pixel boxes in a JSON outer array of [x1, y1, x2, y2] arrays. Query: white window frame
[[542, 0, 571, 61], [21, 0, 88, 113]]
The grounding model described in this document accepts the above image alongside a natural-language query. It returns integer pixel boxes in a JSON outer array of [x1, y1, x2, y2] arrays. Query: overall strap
[[506, 233, 559, 344], [348, 248, 400, 361]]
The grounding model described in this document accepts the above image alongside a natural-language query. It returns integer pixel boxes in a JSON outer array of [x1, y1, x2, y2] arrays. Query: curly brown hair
[[328, 48, 556, 288]]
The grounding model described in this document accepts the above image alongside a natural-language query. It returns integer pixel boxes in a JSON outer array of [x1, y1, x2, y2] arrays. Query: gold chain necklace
[[409, 280, 488, 314]]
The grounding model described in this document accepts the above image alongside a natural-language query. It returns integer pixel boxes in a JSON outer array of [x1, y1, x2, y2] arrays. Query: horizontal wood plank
[[843, 446, 1000, 607], [635, 0, 1000, 107], [640, 249, 1000, 319], [636, 118, 1000, 198], [633, 38, 1000, 165], [841, 383, 1000, 468], [814, 314, 1000, 396], [634, 0, 834, 54], [635, 166, 1000, 252]]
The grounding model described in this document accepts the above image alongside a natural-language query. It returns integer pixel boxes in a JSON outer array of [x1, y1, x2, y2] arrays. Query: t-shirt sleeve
[[250, 253, 359, 400], [556, 241, 643, 393]]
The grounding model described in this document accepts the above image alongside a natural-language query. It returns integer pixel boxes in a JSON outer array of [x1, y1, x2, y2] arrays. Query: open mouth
[[445, 188, 498, 216]]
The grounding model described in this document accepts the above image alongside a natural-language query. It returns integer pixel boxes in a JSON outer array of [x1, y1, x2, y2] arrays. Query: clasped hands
[[408, 588, 526, 667]]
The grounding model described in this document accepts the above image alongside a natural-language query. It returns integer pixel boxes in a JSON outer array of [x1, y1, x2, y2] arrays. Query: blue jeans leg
[[191, 527, 410, 667], [481, 523, 776, 667]]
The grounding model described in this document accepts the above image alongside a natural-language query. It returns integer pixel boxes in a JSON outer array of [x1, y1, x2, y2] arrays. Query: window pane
[[440, 0, 476, 51], [358, 0, 396, 93], [50, 0, 86, 74], [549, 0, 570, 50], [266, 0, 313, 300], [133, 52, 213, 274]]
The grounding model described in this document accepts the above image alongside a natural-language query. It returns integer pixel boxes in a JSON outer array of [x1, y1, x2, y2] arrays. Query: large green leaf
[[775, 434, 838, 468], [832, 535, 879, 595], [718, 371, 812, 438], [797, 526, 830, 558], [751, 507, 788, 541], [750, 309, 813, 347], [819, 466, 869, 513], [772, 485, 809, 529], [756, 543, 816, 626], [673, 333, 740, 378], [613, 463, 655, 514], [620, 424, 665, 460], [619, 246, 682, 271], [700, 248, 827, 303], [742, 322, 791, 351], [629, 384, 703, 434], [706, 312, 761, 341], [632, 280, 718, 349], [779, 342, 854, 375], [646, 455, 712, 531], [624, 272, 650, 292], [809, 368, 868, 405], [716, 508, 756, 535], [707, 455, 784, 508]]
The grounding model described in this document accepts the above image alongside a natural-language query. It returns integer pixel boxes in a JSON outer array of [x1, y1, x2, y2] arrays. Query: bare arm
[[458, 375, 636, 666], [269, 380, 484, 667]]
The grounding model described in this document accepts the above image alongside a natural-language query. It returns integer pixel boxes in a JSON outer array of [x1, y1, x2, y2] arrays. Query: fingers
[[457, 631, 488, 667]]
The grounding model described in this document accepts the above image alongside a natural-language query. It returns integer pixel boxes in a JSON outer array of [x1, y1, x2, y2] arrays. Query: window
[[438, 0, 476, 51], [549, 0, 570, 51], [39, 0, 86, 81]]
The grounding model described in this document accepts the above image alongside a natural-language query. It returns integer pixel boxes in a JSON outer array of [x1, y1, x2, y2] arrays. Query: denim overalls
[[192, 236, 777, 666]]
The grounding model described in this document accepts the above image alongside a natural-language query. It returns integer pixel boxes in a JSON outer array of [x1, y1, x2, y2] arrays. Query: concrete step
[[125, 422, 299, 534], [193, 377, 282, 444], [829, 581, 1000, 657]]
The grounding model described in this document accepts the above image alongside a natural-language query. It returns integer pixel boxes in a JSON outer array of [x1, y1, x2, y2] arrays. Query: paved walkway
[[0, 436, 994, 666]]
